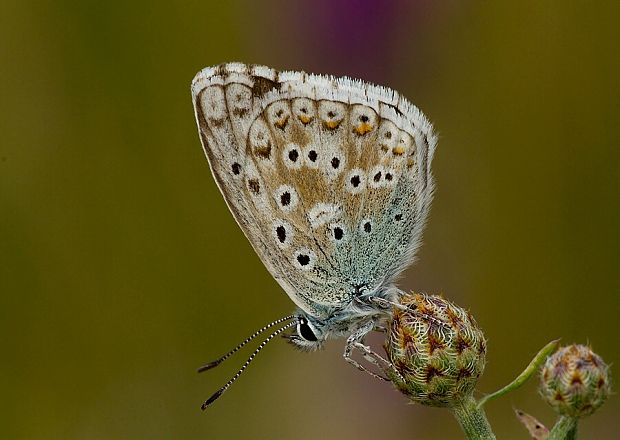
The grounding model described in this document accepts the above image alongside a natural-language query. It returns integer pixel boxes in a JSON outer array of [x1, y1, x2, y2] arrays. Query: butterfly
[[191, 62, 437, 409]]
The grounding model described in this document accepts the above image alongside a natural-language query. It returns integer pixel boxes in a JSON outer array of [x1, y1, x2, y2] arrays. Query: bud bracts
[[385, 293, 486, 407], [540, 344, 611, 418]]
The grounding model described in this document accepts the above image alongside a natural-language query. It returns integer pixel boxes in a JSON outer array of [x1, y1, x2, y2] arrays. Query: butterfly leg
[[352, 341, 405, 383], [368, 296, 450, 333], [343, 339, 390, 381], [368, 295, 411, 312], [343, 322, 390, 381]]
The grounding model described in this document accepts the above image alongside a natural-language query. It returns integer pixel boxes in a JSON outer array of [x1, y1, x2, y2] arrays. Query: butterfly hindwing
[[192, 63, 436, 319]]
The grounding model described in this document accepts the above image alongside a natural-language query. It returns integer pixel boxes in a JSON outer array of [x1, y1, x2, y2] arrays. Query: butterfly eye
[[298, 318, 318, 342]]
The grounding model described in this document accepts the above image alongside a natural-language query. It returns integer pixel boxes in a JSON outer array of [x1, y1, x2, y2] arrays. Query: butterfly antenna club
[[197, 315, 295, 373], [201, 320, 297, 409]]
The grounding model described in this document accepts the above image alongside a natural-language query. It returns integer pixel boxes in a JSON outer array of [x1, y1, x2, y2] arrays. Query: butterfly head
[[287, 296, 389, 351], [286, 314, 325, 350]]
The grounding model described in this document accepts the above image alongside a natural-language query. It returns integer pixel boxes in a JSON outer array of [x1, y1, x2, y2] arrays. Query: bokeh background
[[1, 1, 618, 439]]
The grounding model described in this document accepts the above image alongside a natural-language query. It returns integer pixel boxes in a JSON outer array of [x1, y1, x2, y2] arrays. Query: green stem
[[452, 396, 496, 440], [547, 416, 578, 440], [477, 339, 560, 408]]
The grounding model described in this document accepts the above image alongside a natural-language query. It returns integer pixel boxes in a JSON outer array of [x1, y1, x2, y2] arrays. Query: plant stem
[[547, 416, 578, 440], [477, 339, 560, 408], [452, 396, 496, 440]]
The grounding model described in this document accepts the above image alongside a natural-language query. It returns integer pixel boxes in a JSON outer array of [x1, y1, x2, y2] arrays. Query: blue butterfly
[[191, 63, 436, 408]]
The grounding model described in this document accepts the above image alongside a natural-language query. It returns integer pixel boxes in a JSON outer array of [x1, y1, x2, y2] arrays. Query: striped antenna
[[201, 320, 297, 410], [197, 315, 295, 373]]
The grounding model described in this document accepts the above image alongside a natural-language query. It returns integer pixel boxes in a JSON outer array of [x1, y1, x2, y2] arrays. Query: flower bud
[[384, 292, 486, 407], [540, 344, 611, 418]]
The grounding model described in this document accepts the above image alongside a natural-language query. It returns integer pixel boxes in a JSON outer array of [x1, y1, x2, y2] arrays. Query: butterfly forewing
[[192, 63, 436, 319]]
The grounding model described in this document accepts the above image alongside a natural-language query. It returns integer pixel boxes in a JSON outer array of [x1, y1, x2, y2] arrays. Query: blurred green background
[[1, 1, 618, 438]]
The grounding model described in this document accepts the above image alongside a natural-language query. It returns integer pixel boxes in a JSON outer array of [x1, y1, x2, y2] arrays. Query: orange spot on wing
[[354, 122, 373, 135], [324, 120, 342, 129], [298, 115, 313, 125], [274, 115, 289, 130], [393, 145, 406, 155]]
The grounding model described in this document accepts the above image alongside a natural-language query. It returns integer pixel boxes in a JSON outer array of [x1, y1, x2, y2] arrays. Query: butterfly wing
[[192, 63, 436, 319]]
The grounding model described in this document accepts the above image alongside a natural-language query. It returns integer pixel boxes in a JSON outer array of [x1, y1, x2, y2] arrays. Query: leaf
[[515, 408, 549, 440]]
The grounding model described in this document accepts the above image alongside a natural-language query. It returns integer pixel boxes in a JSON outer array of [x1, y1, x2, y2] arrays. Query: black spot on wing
[[276, 225, 286, 243], [297, 254, 310, 266], [333, 227, 343, 240], [252, 76, 280, 98], [280, 191, 291, 206], [248, 179, 260, 194]]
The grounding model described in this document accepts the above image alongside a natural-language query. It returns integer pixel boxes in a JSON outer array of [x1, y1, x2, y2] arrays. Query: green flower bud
[[540, 344, 611, 418], [384, 292, 487, 407]]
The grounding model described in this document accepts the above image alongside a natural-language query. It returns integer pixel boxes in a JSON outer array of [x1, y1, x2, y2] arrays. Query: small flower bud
[[540, 344, 611, 418], [384, 292, 486, 407]]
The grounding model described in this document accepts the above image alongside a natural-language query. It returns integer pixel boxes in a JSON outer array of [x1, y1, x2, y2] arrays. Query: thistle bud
[[540, 344, 611, 418], [384, 292, 486, 407]]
